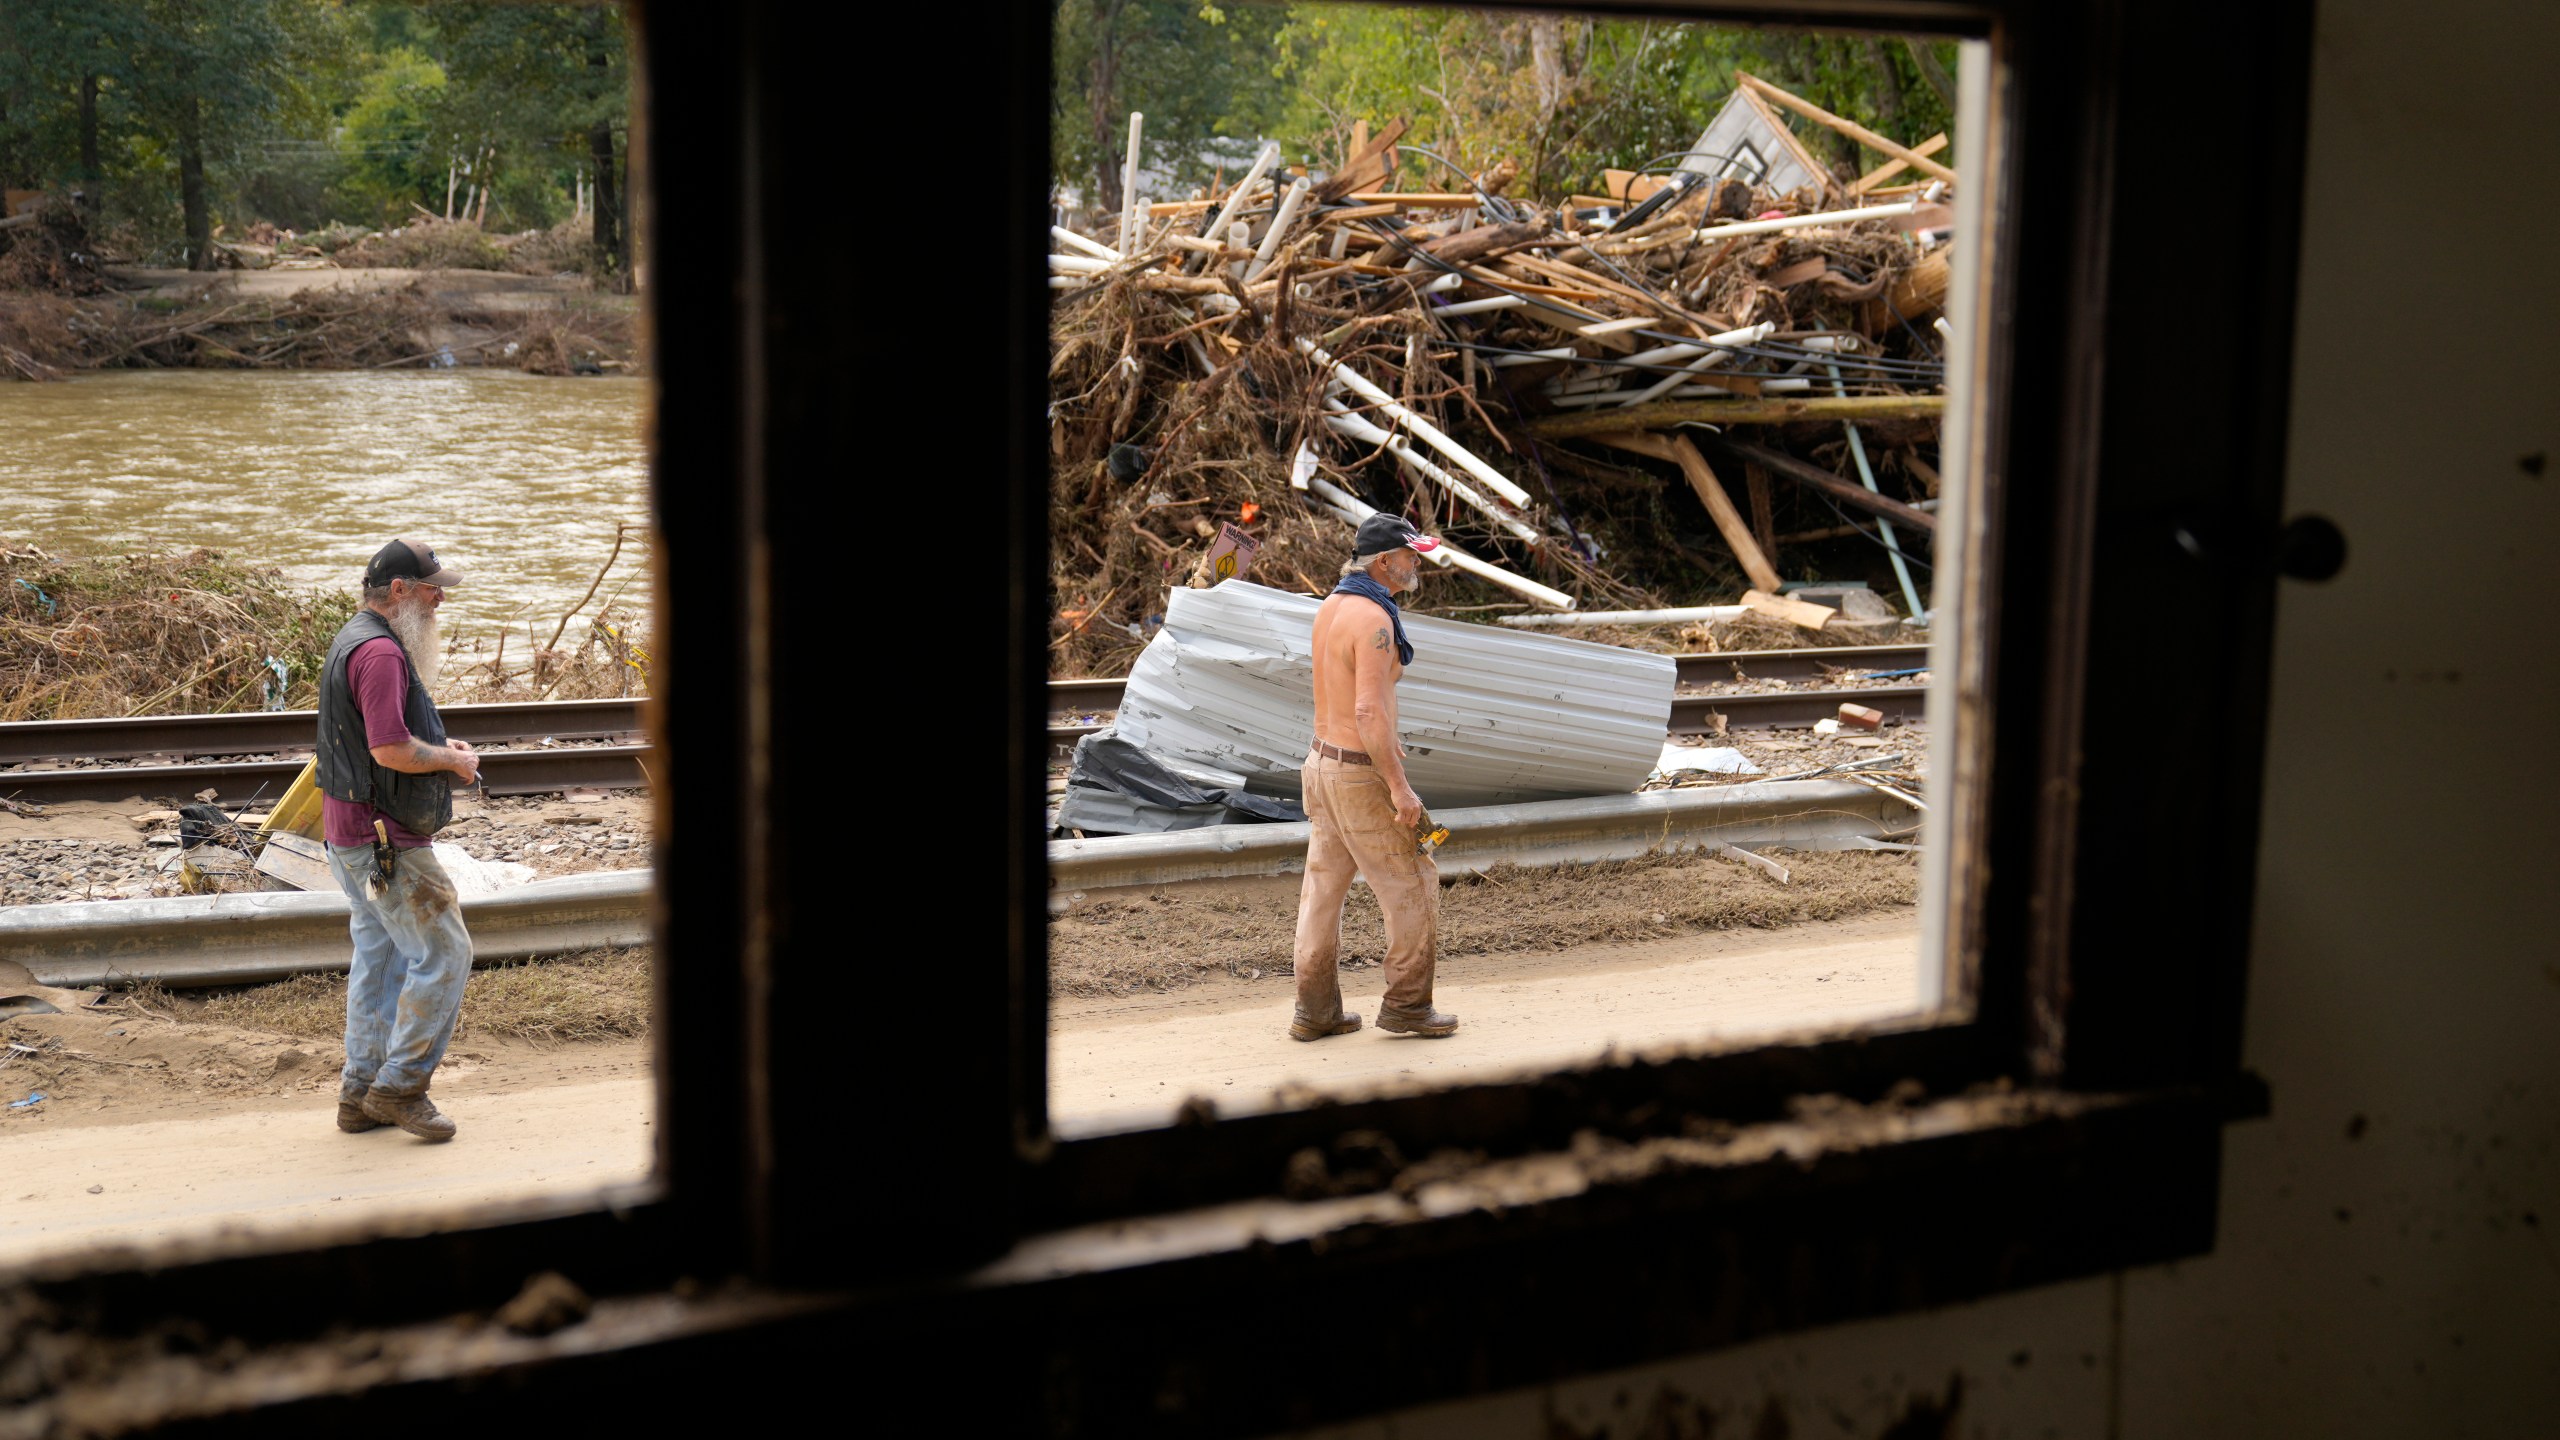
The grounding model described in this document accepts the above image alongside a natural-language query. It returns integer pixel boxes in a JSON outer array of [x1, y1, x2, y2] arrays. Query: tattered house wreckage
[[1052, 72, 1952, 834]]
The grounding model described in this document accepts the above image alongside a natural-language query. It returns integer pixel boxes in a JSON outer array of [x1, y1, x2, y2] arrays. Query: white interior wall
[[1296, 0, 2560, 1433]]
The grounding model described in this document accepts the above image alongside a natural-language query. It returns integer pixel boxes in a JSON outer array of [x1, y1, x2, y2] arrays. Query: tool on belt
[[1415, 808, 1449, 856], [366, 817, 399, 899]]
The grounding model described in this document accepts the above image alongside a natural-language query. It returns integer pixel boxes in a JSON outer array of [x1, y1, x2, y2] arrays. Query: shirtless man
[[1289, 514, 1459, 1041]]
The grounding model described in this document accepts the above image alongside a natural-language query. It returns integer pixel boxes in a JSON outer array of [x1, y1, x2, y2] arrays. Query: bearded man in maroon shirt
[[313, 539, 482, 1141]]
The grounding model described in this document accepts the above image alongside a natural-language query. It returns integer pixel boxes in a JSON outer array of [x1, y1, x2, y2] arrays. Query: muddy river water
[[0, 369, 648, 634]]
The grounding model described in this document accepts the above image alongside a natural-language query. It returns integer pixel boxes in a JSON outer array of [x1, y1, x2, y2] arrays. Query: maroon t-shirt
[[321, 636, 434, 849]]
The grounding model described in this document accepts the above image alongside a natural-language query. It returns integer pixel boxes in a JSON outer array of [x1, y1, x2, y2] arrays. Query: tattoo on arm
[[1371, 628, 1390, 650]]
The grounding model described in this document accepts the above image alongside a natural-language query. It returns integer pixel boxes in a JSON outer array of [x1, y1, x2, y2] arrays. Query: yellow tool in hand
[[1416, 809, 1449, 856]]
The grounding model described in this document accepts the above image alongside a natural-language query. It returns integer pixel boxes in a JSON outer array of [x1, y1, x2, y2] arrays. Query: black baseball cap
[[364, 538, 464, 589], [1351, 514, 1441, 559]]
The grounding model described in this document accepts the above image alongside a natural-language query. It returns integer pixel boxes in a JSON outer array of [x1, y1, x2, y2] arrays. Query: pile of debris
[[1051, 72, 1953, 678]]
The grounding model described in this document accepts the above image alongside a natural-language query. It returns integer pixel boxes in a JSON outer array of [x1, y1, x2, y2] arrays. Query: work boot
[[1376, 1004, 1459, 1038], [361, 1084, 457, 1141], [1289, 1009, 1364, 1042], [336, 1099, 386, 1134]]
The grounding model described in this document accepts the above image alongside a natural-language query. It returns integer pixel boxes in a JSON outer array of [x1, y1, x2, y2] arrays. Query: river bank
[[0, 265, 641, 381]]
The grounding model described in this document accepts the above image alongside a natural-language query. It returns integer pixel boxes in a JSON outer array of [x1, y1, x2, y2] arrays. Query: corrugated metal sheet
[[1112, 581, 1675, 809]]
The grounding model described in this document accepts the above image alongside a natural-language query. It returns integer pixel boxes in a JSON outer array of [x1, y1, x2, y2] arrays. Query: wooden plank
[[1742, 588, 1835, 631], [1316, 202, 1399, 223], [1525, 394, 1947, 438], [1588, 431, 1783, 594], [1745, 462, 1777, 558], [1848, 132, 1948, 196], [1316, 116, 1407, 202], [1736, 71, 1960, 187], [1701, 436, 1939, 534], [1347, 192, 1490, 208]]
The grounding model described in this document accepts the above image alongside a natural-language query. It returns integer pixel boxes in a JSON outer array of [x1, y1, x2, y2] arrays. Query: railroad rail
[[0, 645, 1931, 802], [1049, 643, 1932, 749], [0, 699, 652, 806]]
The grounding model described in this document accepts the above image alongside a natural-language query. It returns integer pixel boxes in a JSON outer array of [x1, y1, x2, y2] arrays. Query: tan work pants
[[1292, 749, 1439, 1020]]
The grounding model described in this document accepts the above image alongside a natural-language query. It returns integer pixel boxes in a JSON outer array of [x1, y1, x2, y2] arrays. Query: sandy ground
[[0, 1036, 649, 1268], [2, 907, 1917, 1263], [1050, 911, 1922, 1136]]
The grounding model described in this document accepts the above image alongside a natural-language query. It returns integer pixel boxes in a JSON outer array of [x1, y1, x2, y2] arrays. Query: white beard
[[387, 598, 443, 689]]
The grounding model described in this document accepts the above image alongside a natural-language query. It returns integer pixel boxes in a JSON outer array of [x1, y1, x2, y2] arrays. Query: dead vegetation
[[0, 538, 357, 720], [198, 946, 651, 1045], [1048, 848, 1919, 996]]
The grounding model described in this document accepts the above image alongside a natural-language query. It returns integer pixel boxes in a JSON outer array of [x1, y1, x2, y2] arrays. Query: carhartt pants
[[1292, 750, 1439, 1019], [328, 842, 472, 1098]]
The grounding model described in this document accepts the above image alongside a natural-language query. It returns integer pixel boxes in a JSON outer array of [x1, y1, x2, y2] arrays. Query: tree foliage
[[1048, 2, 1961, 205], [0, 0, 630, 266]]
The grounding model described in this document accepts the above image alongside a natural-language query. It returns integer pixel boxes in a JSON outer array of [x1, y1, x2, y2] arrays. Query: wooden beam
[[1736, 72, 1960, 188], [1697, 436, 1937, 534], [1849, 132, 1948, 196], [1589, 432, 1783, 593], [1347, 192, 1491, 208], [1525, 394, 1946, 438]]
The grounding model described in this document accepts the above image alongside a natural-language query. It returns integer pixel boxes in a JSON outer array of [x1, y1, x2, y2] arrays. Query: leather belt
[[1310, 740, 1374, 766]]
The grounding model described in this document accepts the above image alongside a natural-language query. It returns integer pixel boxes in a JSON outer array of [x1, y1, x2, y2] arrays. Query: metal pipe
[[1824, 361, 1927, 620]]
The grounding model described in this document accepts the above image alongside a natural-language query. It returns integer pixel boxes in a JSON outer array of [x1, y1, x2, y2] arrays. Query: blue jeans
[[327, 842, 472, 1099]]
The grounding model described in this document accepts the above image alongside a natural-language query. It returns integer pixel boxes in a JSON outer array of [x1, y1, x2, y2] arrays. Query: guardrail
[[2, 870, 653, 989], [1048, 780, 1920, 894]]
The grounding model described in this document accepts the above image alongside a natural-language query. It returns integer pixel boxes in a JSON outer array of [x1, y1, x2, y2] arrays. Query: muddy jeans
[[1292, 749, 1440, 1020], [327, 842, 471, 1100]]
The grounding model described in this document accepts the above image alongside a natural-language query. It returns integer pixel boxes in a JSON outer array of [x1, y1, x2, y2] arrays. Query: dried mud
[[1048, 848, 1919, 997]]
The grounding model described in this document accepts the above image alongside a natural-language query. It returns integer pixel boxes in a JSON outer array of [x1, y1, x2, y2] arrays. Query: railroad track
[[1048, 643, 1931, 748], [0, 643, 1932, 803], [0, 699, 651, 806]]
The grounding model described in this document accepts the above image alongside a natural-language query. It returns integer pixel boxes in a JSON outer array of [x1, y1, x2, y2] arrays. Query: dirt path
[[0, 1040, 649, 1268], [1050, 911, 1923, 1136]]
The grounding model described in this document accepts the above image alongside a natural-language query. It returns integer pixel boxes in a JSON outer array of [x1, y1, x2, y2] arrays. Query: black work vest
[[315, 609, 453, 837]]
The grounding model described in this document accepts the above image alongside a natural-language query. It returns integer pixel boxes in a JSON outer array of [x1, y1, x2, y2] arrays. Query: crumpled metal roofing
[[1112, 580, 1675, 809]]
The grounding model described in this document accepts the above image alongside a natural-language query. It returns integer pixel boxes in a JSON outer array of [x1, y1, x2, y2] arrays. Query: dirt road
[[0, 1040, 649, 1268], [1051, 912, 1922, 1136]]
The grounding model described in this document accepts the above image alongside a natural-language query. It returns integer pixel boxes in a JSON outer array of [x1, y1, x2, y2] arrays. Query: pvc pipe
[[1120, 111, 1146, 247], [1197, 142, 1279, 273], [1496, 604, 1748, 628], [1048, 275, 1088, 289], [1491, 347, 1577, 366], [1432, 294, 1529, 317], [1419, 271, 1465, 294], [1693, 198, 1920, 242], [1052, 225, 1121, 263], [1618, 322, 1774, 407], [1243, 177, 1311, 284], [1306, 476, 1574, 611], [1049, 253, 1115, 274], [1297, 338, 1534, 507], [1323, 402, 1543, 545]]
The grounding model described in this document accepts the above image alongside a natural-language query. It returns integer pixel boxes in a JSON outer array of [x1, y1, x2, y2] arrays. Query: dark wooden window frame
[[0, 2, 2317, 1433]]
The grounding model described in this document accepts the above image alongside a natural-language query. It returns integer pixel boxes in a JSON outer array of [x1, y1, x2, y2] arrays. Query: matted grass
[[199, 946, 651, 1045]]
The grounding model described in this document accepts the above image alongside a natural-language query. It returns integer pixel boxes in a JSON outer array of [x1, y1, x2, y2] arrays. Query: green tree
[[1052, 0, 1293, 210], [422, 5, 630, 275]]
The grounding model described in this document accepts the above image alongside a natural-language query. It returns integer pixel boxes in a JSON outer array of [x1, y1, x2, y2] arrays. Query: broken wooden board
[[1525, 394, 1946, 439], [1742, 589, 1836, 631], [252, 829, 335, 893]]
